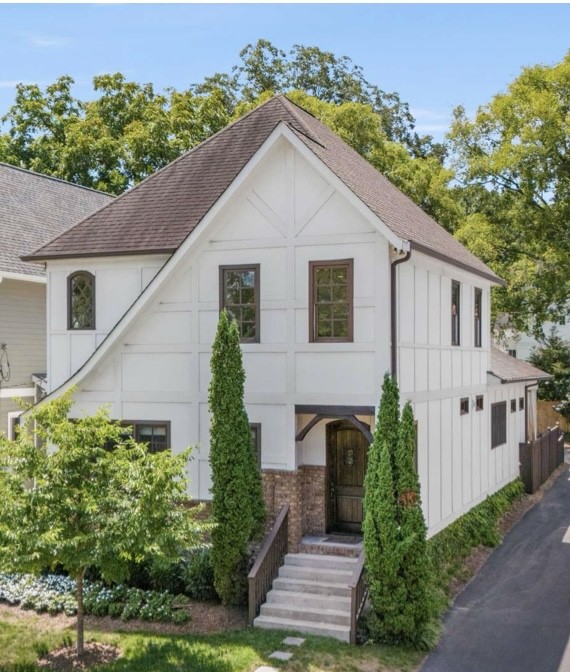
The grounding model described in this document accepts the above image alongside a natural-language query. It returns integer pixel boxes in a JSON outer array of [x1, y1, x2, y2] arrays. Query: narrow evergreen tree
[[376, 373, 400, 487], [364, 439, 406, 642], [394, 402, 435, 645], [208, 310, 265, 605]]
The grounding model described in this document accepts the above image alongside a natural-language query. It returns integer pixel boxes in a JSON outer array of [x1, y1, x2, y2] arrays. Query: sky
[[0, 3, 568, 141]]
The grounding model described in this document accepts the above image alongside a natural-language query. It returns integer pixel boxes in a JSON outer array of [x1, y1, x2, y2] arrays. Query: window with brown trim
[[250, 423, 261, 468], [219, 265, 260, 342], [491, 401, 507, 448], [68, 271, 95, 330], [121, 421, 170, 453], [309, 259, 353, 342], [451, 280, 461, 346], [460, 397, 470, 415], [474, 288, 482, 348], [476, 395, 484, 411]]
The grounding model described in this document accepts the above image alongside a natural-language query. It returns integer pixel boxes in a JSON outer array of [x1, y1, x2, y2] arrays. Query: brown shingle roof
[[0, 163, 112, 277], [23, 96, 501, 283], [489, 347, 552, 383]]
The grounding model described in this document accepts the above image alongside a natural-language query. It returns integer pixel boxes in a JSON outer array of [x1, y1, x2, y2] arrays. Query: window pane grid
[[69, 273, 95, 330], [311, 261, 352, 342], [221, 267, 259, 342]]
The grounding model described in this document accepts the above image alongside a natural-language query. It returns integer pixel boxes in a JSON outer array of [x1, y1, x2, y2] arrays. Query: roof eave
[[21, 248, 177, 263], [411, 242, 505, 286]]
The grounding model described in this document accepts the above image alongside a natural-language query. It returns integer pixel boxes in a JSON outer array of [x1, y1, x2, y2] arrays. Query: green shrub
[[147, 556, 186, 595], [183, 547, 217, 601], [428, 478, 525, 607]]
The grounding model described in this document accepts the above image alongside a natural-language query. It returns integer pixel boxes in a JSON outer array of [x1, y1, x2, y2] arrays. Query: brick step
[[253, 613, 351, 643], [260, 602, 350, 626], [265, 589, 350, 612]]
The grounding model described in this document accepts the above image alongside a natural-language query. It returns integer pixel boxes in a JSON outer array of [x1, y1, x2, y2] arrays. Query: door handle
[[330, 482, 336, 500]]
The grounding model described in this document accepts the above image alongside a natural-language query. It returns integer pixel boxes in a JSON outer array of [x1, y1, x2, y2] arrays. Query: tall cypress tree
[[209, 310, 265, 605], [394, 402, 434, 644]]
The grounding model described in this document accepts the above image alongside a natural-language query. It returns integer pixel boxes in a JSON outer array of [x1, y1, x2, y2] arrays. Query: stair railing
[[247, 503, 289, 624], [349, 550, 368, 645]]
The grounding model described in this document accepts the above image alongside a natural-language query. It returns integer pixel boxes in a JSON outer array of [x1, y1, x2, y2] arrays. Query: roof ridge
[[0, 162, 113, 197]]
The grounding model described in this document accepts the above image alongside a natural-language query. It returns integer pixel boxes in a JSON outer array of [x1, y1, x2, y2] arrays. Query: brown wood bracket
[[296, 414, 372, 443]]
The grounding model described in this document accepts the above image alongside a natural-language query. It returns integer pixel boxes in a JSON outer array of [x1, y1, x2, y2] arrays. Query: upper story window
[[474, 288, 482, 348], [135, 422, 169, 453], [451, 280, 461, 346], [250, 423, 262, 468], [309, 259, 354, 342], [68, 271, 95, 330], [219, 265, 260, 342]]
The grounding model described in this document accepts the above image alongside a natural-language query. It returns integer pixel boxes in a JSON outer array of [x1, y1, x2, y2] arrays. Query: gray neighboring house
[[0, 163, 112, 436]]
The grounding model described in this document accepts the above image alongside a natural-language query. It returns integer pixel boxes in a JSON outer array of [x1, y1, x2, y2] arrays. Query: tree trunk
[[76, 570, 85, 656]]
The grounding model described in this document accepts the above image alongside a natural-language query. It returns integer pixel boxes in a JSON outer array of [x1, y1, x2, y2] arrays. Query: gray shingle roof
[[23, 96, 501, 283], [0, 163, 112, 277], [489, 347, 552, 383]]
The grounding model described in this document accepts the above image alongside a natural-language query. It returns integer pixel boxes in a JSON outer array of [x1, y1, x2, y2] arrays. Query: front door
[[327, 420, 369, 534]]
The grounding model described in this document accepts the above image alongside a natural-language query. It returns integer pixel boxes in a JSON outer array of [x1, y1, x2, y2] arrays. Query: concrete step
[[254, 613, 351, 643], [272, 576, 351, 597], [260, 602, 350, 626], [266, 589, 350, 612], [279, 564, 353, 584], [284, 553, 357, 572]]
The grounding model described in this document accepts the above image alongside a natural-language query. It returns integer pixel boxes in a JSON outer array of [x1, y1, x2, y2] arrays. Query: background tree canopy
[[0, 40, 568, 333]]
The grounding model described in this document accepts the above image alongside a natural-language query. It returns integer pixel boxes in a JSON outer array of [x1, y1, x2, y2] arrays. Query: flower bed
[[0, 573, 188, 624]]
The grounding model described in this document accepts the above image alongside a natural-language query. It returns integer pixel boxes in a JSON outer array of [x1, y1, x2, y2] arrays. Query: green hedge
[[428, 478, 525, 610]]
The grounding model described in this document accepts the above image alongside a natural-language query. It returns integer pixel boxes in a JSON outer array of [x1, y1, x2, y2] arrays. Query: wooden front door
[[327, 421, 369, 533]]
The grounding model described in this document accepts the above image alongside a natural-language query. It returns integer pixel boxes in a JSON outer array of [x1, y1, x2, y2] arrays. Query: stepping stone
[[283, 636, 305, 646], [269, 651, 294, 661], [254, 668, 279, 672]]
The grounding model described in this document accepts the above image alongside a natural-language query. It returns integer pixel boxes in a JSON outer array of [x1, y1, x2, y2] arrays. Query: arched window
[[68, 271, 95, 330]]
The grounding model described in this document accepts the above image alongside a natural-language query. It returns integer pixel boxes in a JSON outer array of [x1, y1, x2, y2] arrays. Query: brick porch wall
[[261, 465, 327, 551]]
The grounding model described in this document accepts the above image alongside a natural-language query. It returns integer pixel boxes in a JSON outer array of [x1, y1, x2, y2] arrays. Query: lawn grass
[[0, 615, 424, 672]]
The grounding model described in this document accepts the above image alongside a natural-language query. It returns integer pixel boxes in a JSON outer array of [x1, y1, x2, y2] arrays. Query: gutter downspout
[[390, 249, 412, 381]]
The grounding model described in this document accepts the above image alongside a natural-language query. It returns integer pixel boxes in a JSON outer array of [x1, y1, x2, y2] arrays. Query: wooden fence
[[537, 400, 570, 435], [519, 425, 565, 494]]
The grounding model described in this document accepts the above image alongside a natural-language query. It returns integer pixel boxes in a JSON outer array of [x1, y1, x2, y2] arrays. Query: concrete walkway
[[422, 465, 570, 672]]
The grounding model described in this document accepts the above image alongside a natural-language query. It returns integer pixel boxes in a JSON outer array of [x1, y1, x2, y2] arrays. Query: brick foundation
[[262, 465, 327, 551]]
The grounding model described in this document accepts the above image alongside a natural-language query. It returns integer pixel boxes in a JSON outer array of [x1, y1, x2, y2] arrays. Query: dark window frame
[[250, 423, 262, 468], [474, 287, 482, 348], [68, 271, 96, 330], [476, 395, 484, 411], [122, 420, 171, 454], [519, 397, 524, 411], [451, 280, 461, 346], [460, 397, 470, 415], [508, 349, 517, 358], [219, 264, 260, 343], [491, 401, 507, 449], [510, 399, 517, 413], [309, 258, 354, 343]]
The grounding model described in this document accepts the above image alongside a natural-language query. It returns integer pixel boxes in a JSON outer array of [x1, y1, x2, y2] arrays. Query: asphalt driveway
[[422, 465, 570, 672]]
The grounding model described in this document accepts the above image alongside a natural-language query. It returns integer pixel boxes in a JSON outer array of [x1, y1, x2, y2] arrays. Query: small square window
[[460, 398, 469, 415], [519, 397, 524, 411], [510, 399, 517, 413], [476, 395, 484, 411], [508, 349, 517, 358]]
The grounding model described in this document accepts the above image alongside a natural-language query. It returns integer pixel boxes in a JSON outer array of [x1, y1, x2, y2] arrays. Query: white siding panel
[[428, 350, 441, 391], [428, 400, 441, 527], [428, 272, 441, 346], [142, 266, 162, 289], [452, 403, 462, 511], [49, 271, 67, 330], [122, 353, 191, 392], [97, 269, 141, 332], [131, 311, 191, 345], [243, 353, 287, 396], [415, 402, 429, 524], [452, 350, 462, 388], [441, 398, 453, 520], [399, 347, 415, 395], [261, 310, 287, 344], [84, 362, 115, 392], [414, 267, 428, 345], [441, 350, 452, 390], [295, 352, 375, 395], [301, 192, 373, 237], [461, 409, 472, 505], [415, 348, 428, 392], [50, 334, 70, 389], [398, 264, 414, 344]]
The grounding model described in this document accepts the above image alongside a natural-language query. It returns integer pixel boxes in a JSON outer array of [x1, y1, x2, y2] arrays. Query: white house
[[24, 95, 550, 549], [0, 163, 112, 437]]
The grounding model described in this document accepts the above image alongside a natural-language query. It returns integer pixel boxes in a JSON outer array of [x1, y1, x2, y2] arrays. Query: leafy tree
[[394, 402, 434, 644], [0, 391, 202, 656], [528, 329, 570, 407], [448, 51, 570, 332], [208, 310, 265, 605]]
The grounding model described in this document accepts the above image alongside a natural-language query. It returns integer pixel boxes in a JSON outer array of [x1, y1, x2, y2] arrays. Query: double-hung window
[[309, 259, 354, 342], [120, 421, 170, 453], [491, 402, 507, 448], [474, 288, 482, 348], [219, 265, 260, 342], [451, 280, 461, 346]]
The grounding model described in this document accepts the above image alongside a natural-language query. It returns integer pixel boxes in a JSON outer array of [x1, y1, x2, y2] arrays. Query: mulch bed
[[38, 643, 121, 671]]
